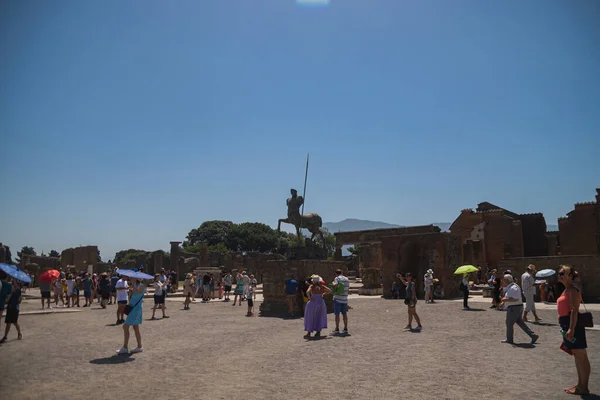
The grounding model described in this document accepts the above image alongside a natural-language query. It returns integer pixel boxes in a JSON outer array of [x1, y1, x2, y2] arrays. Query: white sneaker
[[130, 347, 143, 354], [116, 347, 129, 355]]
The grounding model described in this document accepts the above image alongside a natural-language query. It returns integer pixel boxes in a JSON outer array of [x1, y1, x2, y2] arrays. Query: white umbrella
[[536, 269, 556, 278]]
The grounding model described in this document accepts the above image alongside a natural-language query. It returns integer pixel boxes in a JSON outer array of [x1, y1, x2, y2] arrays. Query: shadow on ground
[[581, 394, 600, 400], [90, 355, 135, 365], [512, 343, 535, 349], [533, 322, 558, 327]]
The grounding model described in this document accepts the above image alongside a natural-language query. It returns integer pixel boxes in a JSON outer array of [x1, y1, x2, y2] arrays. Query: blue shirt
[[110, 276, 119, 289], [285, 279, 298, 295]]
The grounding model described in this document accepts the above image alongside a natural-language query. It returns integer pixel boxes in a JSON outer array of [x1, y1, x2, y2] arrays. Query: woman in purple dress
[[303, 276, 332, 339]]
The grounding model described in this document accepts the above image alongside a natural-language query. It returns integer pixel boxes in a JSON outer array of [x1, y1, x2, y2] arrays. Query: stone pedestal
[[359, 268, 382, 296], [259, 260, 346, 317]]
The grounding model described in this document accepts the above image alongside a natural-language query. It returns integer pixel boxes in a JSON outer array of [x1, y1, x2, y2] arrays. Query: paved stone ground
[[1, 295, 599, 400]]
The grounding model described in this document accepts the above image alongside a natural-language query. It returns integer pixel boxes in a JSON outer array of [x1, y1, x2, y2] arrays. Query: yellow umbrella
[[454, 265, 478, 275]]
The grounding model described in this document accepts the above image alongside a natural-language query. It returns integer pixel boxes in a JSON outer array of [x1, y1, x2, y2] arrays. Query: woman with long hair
[[557, 265, 591, 395], [397, 273, 422, 331]]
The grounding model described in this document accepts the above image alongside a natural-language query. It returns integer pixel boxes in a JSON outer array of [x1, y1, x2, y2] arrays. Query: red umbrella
[[40, 269, 60, 283]]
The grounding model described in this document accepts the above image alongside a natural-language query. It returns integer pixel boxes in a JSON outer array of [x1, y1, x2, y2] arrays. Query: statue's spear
[[301, 153, 309, 216]]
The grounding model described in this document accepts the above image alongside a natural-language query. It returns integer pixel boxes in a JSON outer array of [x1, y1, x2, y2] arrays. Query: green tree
[[5, 246, 13, 264], [208, 243, 229, 254], [311, 229, 336, 257], [184, 220, 234, 247], [16, 246, 36, 263], [114, 249, 148, 266], [49, 250, 60, 258], [97, 249, 102, 262], [226, 222, 280, 252]]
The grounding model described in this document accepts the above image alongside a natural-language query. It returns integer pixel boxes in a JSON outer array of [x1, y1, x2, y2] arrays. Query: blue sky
[[1, 0, 599, 260]]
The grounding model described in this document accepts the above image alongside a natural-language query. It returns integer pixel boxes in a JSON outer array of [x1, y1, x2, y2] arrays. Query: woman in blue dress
[[117, 279, 146, 355]]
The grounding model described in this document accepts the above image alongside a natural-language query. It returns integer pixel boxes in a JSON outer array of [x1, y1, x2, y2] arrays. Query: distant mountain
[[323, 219, 403, 233], [323, 219, 559, 234], [432, 222, 452, 232]]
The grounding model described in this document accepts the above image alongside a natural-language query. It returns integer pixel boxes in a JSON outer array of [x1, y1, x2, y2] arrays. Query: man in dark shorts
[[109, 273, 119, 305], [222, 271, 233, 301], [283, 275, 298, 317], [99, 273, 110, 308], [39, 278, 52, 309]]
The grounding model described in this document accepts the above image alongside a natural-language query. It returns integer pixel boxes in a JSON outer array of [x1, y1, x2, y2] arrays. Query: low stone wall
[[498, 254, 600, 302], [260, 260, 346, 316], [380, 233, 461, 299]]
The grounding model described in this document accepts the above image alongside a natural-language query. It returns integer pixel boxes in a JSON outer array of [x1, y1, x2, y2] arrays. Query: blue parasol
[[0, 263, 32, 283], [116, 269, 154, 280], [535, 269, 556, 278]]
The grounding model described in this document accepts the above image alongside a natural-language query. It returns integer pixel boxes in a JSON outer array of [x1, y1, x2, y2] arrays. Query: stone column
[[170, 241, 181, 280], [153, 251, 163, 274]]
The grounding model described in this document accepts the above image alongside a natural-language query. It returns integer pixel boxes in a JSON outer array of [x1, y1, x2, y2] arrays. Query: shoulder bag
[[124, 295, 143, 315], [578, 299, 594, 328]]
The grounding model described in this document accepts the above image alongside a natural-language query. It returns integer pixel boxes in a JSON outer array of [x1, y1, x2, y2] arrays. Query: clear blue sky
[[1, 0, 599, 261]]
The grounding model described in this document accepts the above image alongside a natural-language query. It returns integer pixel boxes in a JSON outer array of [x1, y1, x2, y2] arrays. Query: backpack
[[459, 281, 466, 292], [333, 279, 346, 296]]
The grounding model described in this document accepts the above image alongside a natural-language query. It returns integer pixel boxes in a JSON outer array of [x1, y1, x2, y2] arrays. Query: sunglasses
[[558, 271, 565, 276]]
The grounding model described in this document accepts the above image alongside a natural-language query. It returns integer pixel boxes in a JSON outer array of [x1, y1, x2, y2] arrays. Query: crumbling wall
[[260, 260, 346, 316]]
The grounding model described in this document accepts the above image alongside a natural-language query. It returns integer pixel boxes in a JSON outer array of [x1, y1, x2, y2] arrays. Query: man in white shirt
[[332, 269, 350, 335], [521, 264, 541, 323], [115, 276, 129, 325], [499, 275, 538, 344]]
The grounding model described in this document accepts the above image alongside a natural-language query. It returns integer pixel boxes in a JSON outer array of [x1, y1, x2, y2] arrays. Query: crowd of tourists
[[0, 261, 593, 395]]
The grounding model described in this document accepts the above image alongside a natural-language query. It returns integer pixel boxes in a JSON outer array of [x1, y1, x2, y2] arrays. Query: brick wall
[[380, 232, 461, 299], [546, 232, 559, 256], [518, 214, 548, 257], [559, 203, 599, 255], [259, 260, 346, 316], [497, 255, 600, 302], [483, 213, 523, 265]]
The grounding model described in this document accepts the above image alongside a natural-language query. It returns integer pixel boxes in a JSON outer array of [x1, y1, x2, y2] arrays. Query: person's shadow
[[90, 355, 135, 365], [512, 343, 535, 349], [580, 394, 600, 400]]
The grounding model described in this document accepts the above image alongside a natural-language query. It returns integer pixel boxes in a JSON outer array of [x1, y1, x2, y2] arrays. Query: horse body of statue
[[277, 188, 325, 245]]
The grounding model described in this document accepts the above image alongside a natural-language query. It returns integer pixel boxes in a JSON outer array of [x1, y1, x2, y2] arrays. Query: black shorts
[[154, 295, 164, 305], [5, 308, 19, 324], [41, 291, 51, 299], [247, 298, 254, 307], [111, 288, 117, 294], [118, 300, 127, 305], [224, 285, 232, 293], [559, 315, 587, 350], [102, 292, 110, 300]]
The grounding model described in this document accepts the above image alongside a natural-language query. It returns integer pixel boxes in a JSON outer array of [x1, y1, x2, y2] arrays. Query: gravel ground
[[1, 295, 599, 400]]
